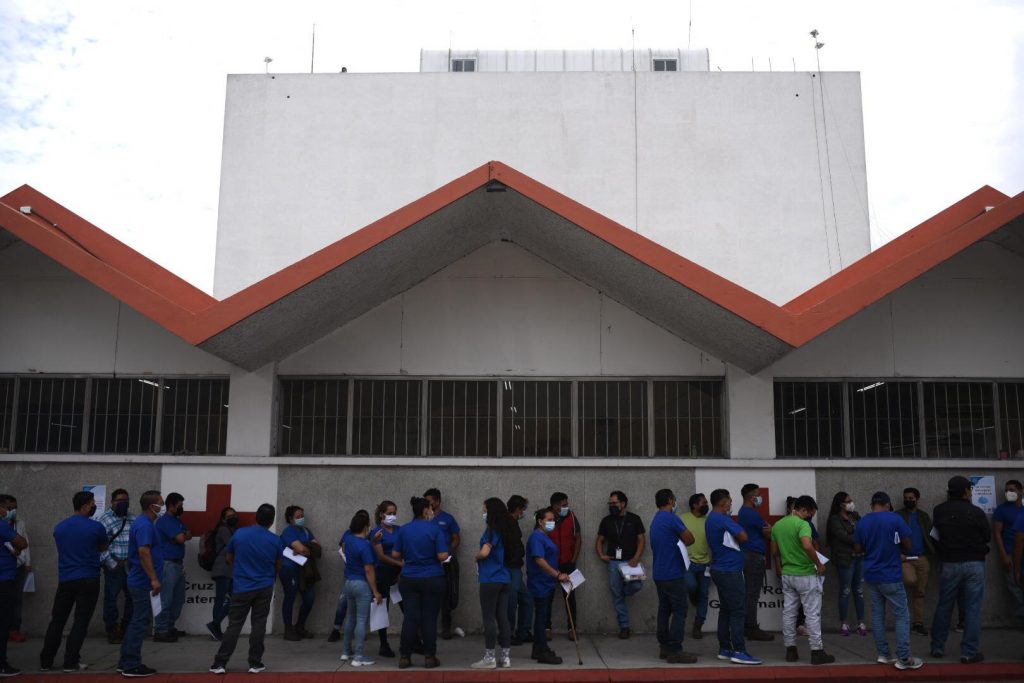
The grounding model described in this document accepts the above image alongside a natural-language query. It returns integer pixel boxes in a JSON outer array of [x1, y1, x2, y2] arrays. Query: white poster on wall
[[693, 468, 817, 633], [84, 485, 106, 521], [970, 475, 996, 515], [160, 465, 279, 635]]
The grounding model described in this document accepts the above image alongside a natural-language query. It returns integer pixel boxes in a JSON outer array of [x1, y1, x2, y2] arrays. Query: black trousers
[[39, 577, 101, 668], [440, 556, 459, 631], [546, 562, 577, 631], [213, 586, 273, 668], [0, 579, 15, 666]]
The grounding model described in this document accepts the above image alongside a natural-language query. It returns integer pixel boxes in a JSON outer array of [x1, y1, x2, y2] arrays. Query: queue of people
[[0, 474, 1019, 677]]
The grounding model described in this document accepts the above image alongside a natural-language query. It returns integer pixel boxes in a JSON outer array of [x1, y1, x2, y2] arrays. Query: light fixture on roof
[[856, 381, 885, 393], [264, 56, 273, 74], [486, 180, 507, 193]]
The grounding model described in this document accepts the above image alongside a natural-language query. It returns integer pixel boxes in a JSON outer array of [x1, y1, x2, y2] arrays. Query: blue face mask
[[482, 512, 488, 522], [6, 509, 15, 522], [559, 506, 569, 517], [544, 520, 556, 532], [295, 517, 306, 527]]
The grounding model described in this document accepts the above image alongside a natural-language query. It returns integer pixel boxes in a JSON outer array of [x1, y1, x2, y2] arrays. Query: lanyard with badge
[[613, 516, 627, 560]]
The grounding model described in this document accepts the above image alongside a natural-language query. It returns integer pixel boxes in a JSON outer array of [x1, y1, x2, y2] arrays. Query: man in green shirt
[[770, 495, 834, 665], [680, 493, 710, 640]]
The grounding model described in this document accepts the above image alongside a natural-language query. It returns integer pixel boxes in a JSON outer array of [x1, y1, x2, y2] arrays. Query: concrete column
[[726, 363, 774, 459], [225, 362, 277, 456]]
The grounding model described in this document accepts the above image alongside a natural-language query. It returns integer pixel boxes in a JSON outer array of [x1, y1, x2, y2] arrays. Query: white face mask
[[844, 502, 856, 512], [482, 512, 488, 522], [753, 496, 763, 507], [383, 514, 398, 525], [1007, 491, 1020, 503], [543, 520, 556, 532]]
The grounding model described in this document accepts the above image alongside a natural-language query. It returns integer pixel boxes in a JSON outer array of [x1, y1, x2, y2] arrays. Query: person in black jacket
[[826, 492, 866, 636], [505, 495, 533, 645], [928, 476, 990, 663]]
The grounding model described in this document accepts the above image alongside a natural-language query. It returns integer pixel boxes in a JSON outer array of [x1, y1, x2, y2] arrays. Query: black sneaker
[[0, 664, 21, 677], [440, 629, 453, 640], [378, 643, 395, 658], [960, 653, 984, 664], [121, 664, 157, 677], [327, 629, 341, 643], [152, 632, 177, 643], [171, 628, 188, 637], [745, 628, 775, 642], [786, 646, 799, 662], [63, 663, 88, 673], [954, 621, 965, 633], [248, 662, 266, 673], [911, 623, 928, 636], [618, 627, 631, 639], [810, 649, 835, 665], [536, 650, 562, 665]]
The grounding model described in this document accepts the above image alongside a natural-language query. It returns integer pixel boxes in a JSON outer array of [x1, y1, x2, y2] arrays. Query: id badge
[[615, 548, 622, 560]]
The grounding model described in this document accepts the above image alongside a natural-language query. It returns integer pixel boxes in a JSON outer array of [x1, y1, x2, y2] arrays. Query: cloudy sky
[[1, 0, 1021, 291]]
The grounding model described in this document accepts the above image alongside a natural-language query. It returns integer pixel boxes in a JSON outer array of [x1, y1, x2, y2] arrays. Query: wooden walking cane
[[563, 586, 583, 665]]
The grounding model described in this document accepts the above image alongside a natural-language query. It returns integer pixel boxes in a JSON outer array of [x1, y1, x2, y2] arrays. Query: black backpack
[[198, 529, 218, 571]]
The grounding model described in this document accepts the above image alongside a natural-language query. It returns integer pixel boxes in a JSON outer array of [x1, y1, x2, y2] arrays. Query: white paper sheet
[[369, 600, 390, 631], [283, 548, 308, 566], [723, 532, 741, 551], [816, 551, 830, 565], [442, 555, 452, 564], [618, 563, 645, 581], [22, 571, 35, 593], [84, 485, 106, 521], [337, 547, 346, 561], [929, 527, 940, 541], [676, 539, 692, 570], [150, 591, 162, 618], [704, 567, 711, 578], [561, 569, 585, 594], [389, 583, 402, 604]]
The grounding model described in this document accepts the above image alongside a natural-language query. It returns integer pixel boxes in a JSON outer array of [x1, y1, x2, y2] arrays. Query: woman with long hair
[[206, 507, 238, 641], [339, 510, 382, 667], [471, 497, 515, 669], [370, 500, 404, 657], [279, 505, 321, 640], [826, 491, 867, 636], [391, 496, 449, 669]]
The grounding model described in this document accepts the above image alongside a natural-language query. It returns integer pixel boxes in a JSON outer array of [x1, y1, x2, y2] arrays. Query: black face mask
[[608, 505, 620, 517], [114, 501, 129, 517], [698, 504, 710, 516], [88, 505, 98, 518], [904, 499, 917, 509], [225, 517, 238, 528]]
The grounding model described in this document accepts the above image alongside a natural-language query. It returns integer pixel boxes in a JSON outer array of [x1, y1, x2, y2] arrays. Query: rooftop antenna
[[631, 26, 636, 71], [687, 0, 693, 50], [810, 29, 824, 72], [264, 56, 273, 75], [310, 23, 316, 73]]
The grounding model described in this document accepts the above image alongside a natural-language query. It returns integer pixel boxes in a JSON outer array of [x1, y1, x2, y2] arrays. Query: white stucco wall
[[213, 71, 870, 304]]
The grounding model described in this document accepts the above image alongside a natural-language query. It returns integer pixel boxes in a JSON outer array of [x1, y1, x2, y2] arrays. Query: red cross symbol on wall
[[179, 484, 258, 536]]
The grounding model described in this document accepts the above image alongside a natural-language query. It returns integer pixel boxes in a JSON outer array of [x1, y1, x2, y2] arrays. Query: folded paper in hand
[[676, 540, 691, 570], [929, 527, 940, 541], [816, 551, 829, 565], [22, 572, 35, 593], [618, 563, 646, 581], [150, 591, 162, 618], [390, 583, 402, 604], [283, 548, 308, 566], [723, 532, 741, 551], [369, 600, 390, 631], [561, 569, 585, 594]]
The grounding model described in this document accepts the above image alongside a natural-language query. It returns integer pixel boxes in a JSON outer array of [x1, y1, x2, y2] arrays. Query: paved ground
[[7, 627, 1024, 681]]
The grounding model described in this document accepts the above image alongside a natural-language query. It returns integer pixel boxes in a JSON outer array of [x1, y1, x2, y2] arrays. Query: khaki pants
[[902, 557, 930, 625]]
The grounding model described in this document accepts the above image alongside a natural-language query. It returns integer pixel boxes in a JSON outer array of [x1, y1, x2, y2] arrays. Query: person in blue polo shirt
[[471, 498, 514, 670], [854, 491, 922, 670], [154, 492, 191, 642], [424, 488, 461, 640], [738, 483, 774, 641], [117, 489, 165, 679], [526, 507, 568, 665], [706, 488, 760, 665], [0, 493, 29, 677], [209, 503, 284, 675], [648, 488, 697, 664], [39, 490, 109, 673], [340, 510, 383, 668], [392, 496, 449, 669], [993, 479, 1023, 620], [280, 505, 320, 640]]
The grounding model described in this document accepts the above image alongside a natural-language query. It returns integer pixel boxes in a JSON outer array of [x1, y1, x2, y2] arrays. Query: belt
[[165, 558, 184, 564]]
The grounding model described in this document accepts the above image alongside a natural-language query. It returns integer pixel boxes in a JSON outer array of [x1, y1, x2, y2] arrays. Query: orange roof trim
[[1, 161, 1021, 358]]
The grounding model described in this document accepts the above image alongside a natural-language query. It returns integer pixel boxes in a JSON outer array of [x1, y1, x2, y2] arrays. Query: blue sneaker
[[350, 656, 375, 667], [716, 649, 733, 661], [730, 651, 763, 665]]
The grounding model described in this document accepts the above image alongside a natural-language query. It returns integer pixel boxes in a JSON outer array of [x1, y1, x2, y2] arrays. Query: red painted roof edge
[[0, 185, 216, 312], [1, 162, 1022, 354]]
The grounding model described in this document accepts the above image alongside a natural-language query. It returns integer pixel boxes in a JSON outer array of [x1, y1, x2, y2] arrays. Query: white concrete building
[[1, 49, 1022, 638]]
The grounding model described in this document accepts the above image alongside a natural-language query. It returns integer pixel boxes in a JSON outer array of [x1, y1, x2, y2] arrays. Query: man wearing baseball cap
[[929, 476, 990, 663], [853, 491, 922, 670]]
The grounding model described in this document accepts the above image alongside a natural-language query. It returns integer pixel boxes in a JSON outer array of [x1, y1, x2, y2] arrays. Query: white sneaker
[[350, 656, 375, 667], [248, 663, 266, 673], [339, 653, 352, 663], [876, 655, 897, 664], [453, 627, 466, 637], [208, 665, 226, 675], [471, 656, 497, 670], [895, 656, 923, 670], [499, 656, 511, 668]]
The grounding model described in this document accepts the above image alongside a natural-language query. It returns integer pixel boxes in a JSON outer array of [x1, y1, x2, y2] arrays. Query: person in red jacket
[[546, 492, 581, 641]]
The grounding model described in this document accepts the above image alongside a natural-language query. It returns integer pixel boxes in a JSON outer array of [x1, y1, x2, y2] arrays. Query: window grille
[[774, 382, 843, 458], [279, 379, 347, 455], [849, 381, 919, 458], [654, 380, 723, 457], [0, 378, 14, 453], [353, 379, 421, 456], [999, 383, 1024, 458], [578, 381, 647, 457], [923, 382, 995, 458], [428, 380, 497, 456], [14, 377, 87, 453], [502, 380, 572, 457], [653, 58, 678, 71], [451, 58, 476, 72], [88, 378, 159, 454], [160, 378, 229, 455]]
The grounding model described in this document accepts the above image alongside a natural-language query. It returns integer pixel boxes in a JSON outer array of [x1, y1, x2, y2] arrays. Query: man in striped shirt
[[98, 488, 136, 644]]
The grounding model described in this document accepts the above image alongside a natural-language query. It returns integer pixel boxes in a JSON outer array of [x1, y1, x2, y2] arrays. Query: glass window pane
[[279, 379, 347, 455], [773, 381, 843, 458], [353, 379, 421, 456], [578, 381, 647, 457], [14, 377, 87, 453], [999, 383, 1024, 459], [653, 380, 723, 457], [502, 380, 571, 457], [160, 378, 230, 455], [427, 380, 496, 456], [849, 381, 919, 458], [88, 378, 159, 453], [923, 382, 995, 459]]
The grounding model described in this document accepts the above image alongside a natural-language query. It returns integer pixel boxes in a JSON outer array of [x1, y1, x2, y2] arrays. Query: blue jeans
[[684, 562, 710, 625], [342, 579, 372, 657], [930, 561, 985, 659], [118, 586, 153, 670], [102, 563, 132, 632], [333, 594, 348, 629], [280, 568, 315, 627], [211, 577, 232, 627], [155, 561, 185, 633], [868, 582, 910, 660], [608, 560, 643, 628], [654, 578, 688, 653], [711, 569, 746, 653], [836, 558, 865, 622], [507, 567, 533, 638]]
